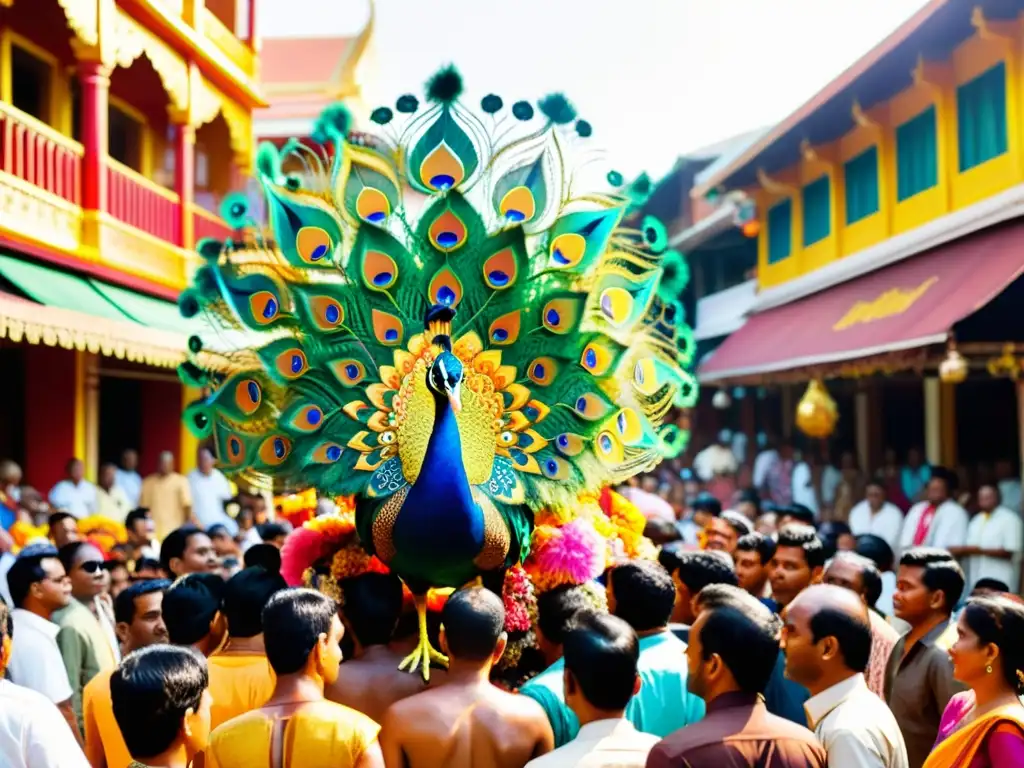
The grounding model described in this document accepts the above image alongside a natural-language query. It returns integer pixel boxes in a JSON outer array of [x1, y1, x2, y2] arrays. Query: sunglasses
[[79, 561, 105, 574]]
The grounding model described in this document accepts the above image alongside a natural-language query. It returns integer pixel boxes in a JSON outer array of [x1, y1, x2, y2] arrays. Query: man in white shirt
[[95, 463, 131, 522], [783, 584, 908, 768], [952, 484, 1023, 594], [4, 548, 81, 742], [187, 448, 237, 534], [898, 467, 968, 555], [48, 459, 97, 519], [995, 459, 1022, 514], [525, 613, 658, 768], [849, 480, 904, 553], [791, 455, 819, 519], [114, 448, 143, 508], [0, 600, 89, 767], [692, 431, 738, 483]]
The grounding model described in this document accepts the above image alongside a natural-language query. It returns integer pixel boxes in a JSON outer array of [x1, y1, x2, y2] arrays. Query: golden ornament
[[795, 379, 838, 439], [939, 346, 967, 384]]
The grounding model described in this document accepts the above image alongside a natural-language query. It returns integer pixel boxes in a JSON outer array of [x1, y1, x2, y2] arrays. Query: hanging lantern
[[712, 389, 732, 409], [796, 379, 838, 439], [985, 343, 1019, 381], [939, 344, 968, 384]]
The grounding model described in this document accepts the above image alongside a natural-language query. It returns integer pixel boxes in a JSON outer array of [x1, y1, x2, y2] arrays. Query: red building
[[0, 0, 264, 490]]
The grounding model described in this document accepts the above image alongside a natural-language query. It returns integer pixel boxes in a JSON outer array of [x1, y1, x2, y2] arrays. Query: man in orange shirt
[[206, 567, 285, 730], [82, 579, 170, 768]]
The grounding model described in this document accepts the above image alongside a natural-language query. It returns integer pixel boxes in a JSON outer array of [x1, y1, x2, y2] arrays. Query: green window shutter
[[767, 198, 792, 264], [896, 106, 938, 201], [802, 175, 831, 246], [957, 62, 1008, 172], [844, 147, 880, 224]]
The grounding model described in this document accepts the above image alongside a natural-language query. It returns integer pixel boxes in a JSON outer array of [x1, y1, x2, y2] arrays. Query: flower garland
[[9, 520, 49, 552], [78, 515, 128, 557]]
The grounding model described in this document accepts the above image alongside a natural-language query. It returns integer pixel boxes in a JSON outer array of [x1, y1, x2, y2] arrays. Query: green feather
[[407, 110, 479, 193], [425, 65, 463, 104], [255, 141, 281, 181], [537, 93, 577, 125]]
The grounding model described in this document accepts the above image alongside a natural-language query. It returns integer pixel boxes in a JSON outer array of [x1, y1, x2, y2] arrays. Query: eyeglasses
[[79, 561, 104, 574]]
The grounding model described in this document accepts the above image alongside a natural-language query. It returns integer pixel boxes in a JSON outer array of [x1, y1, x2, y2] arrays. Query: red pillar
[[23, 347, 77, 491], [247, 0, 258, 45], [173, 120, 196, 249], [78, 58, 110, 213], [140, 380, 185, 475]]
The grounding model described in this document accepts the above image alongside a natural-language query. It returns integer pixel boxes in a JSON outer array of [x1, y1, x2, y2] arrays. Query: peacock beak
[[446, 383, 462, 414]]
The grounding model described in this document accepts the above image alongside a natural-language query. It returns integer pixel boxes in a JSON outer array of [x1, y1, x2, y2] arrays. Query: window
[[767, 199, 792, 264], [11, 45, 51, 124], [109, 104, 143, 171], [957, 62, 1008, 172], [844, 147, 880, 224], [802, 175, 831, 246], [896, 106, 938, 202]]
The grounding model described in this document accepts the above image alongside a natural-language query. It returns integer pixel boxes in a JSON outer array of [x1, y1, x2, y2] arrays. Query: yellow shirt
[[206, 700, 380, 768], [207, 653, 276, 731], [140, 472, 191, 540]]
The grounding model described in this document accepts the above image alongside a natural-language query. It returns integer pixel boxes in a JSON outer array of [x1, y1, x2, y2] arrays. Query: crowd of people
[[0, 441, 1023, 768]]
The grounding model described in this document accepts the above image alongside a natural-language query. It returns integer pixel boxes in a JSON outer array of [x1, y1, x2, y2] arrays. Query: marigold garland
[[78, 515, 128, 557], [9, 521, 49, 552]]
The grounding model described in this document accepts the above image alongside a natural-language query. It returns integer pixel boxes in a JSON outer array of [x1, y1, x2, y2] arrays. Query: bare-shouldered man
[[327, 573, 447, 722], [380, 587, 554, 768]]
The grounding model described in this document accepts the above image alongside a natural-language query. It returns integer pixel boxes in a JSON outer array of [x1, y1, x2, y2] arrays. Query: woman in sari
[[924, 594, 1024, 768]]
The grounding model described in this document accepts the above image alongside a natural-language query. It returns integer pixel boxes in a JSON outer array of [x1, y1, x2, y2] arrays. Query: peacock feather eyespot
[[512, 101, 534, 121], [396, 94, 419, 113], [362, 251, 398, 291], [541, 299, 579, 334], [330, 359, 367, 388], [249, 291, 280, 325], [356, 188, 391, 225], [641, 215, 669, 254], [188, 335, 203, 354], [488, 310, 521, 346], [220, 192, 249, 228], [541, 455, 571, 480], [527, 357, 557, 386], [580, 341, 614, 376], [428, 209, 467, 252], [481, 94, 503, 114], [499, 431, 517, 447], [259, 436, 291, 466], [607, 170, 624, 187], [296, 226, 333, 264], [370, 106, 393, 125], [379, 431, 396, 445], [274, 349, 308, 379], [371, 309, 404, 347], [311, 442, 344, 463], [549, 233, 586, 269], [226, 435, 245, 464], [429, 267, 463, 308], [599, 287, 634, 327], [574, 393, 611, 421], [482, 248, 517, 290], [420, 142, 466, 192], [616, 408, 643, 444], [499, 187, 536, 224], [234, 379, 262, 415], [594, 430, 624, 464], [554, 433, 585, 457]]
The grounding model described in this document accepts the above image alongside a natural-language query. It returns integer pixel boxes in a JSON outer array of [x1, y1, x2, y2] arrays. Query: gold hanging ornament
[[985, 343, 1019, 381], [939, 342, 968, 384], [796, 379, 838, 439]]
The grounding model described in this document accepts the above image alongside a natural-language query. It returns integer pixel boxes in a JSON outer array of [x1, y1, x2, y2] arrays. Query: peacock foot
[[398, 633, 449, 682]]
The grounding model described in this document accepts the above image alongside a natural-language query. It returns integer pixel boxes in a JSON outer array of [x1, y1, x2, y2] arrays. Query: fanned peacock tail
[[178, 66, 697, 539]]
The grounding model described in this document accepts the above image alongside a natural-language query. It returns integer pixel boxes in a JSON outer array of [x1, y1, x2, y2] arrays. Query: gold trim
[[56, 0, 100, 47], [110, 6, 190, 110], [193, 74, 253, 171]]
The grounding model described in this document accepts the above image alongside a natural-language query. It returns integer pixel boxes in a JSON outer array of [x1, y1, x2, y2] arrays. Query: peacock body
[[179, 67, 697, 677]]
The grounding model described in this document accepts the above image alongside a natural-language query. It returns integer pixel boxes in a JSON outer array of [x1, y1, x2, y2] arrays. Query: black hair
[[159, 526, 207, 575], [608, 559, 676, 632], [222, 567, 287, 639], [776, 524, 827, 569], [699, 590, 781, 695], [817, 521, 852, 560], [125, 508, 150, 530], [536, 585, 596, 646], [58, 541, 96, 574], [257, 523, 288, 542], [563, 613, 639, 711], [206, 524, 231, 539], [929, 466, 959, 494], [135, 557, 162, 573], [777, 504, 816, 527], [736, 532, 777, 565], [864, 477, 886, 492], [115, 579, 171, 625], [736, 488, 762, 515], [6, 552, 58, 608], [262, 588, 338, 675], [809, 606, 872, 673], [243, 543, 282, 572], [339, 572, 404, 647], [104, 560, 130, 575], [828, 551, 882, 608], [47, 511, 75, 529], [720, 510, 754, 538], [898, 547, 965, 614], [692, 494, 722, 517], [440, 587, 505, 662], [161, 573, 224, 645], [0, 597, 10, 642], [855, 534, 895, 573], [673, 551, 738, 594], [65, 457, 82, 474], [973, 578, 1010, 594], [110, 645, 208, 759], [962, 595, 1024, 695]]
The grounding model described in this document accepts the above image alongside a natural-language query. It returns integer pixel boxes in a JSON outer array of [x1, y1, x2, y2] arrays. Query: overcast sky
[[259, 0, 931, 178]]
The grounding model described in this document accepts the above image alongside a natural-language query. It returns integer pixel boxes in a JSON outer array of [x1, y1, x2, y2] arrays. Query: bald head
[[783, 584, 872, 692]]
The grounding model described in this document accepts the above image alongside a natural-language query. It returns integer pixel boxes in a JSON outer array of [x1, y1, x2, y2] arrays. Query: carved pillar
[[247, 0, 258, 46], [75, 50, 110, 214], [170, 110, 196, 249]]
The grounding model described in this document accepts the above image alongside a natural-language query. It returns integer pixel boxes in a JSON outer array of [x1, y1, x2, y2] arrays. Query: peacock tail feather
[[179, 67, 696, 552]]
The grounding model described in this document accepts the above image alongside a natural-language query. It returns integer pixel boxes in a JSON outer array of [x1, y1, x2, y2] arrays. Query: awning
[[699, 221, 1024, 383]]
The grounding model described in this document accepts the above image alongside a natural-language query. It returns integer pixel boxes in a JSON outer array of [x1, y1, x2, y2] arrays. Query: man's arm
[[355, 741, 386, 768], [56, 625, 85, 726], [379, 705, 407, 768], [645, 743, 673, 768]]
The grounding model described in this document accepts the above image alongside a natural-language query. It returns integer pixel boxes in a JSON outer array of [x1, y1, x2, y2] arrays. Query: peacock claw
[[398, 636, 449, 682]]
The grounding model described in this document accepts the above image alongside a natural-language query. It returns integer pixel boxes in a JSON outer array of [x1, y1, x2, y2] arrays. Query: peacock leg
[[397, 592, 448, 682]]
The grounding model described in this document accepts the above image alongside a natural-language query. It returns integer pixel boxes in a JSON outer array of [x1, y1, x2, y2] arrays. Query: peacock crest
[[178, 65, 697, 515]]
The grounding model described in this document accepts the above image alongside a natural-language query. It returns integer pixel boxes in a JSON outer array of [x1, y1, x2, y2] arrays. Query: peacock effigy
[[178, 65, 698, 681]]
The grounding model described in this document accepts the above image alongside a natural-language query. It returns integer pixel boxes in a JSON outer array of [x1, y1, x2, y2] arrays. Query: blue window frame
[[844, 147, 879, 225], [767, 198, 792, 264], [802, 175, 831, 246], [896, 106, 938, 202], [957, 62, 1008, 172]]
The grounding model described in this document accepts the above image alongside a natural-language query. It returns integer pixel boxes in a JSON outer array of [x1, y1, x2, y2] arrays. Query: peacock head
[[427, 350, 464, 414]]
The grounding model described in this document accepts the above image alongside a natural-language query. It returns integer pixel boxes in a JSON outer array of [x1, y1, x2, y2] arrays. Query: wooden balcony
[[0, 102, 227, 293]]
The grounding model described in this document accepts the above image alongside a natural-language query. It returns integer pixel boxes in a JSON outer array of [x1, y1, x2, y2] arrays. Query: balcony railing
[[106, 158, 181, 244], [201, 7, 255, 76], [192, 204, 235, 243], [0, 103, 82, 206]]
